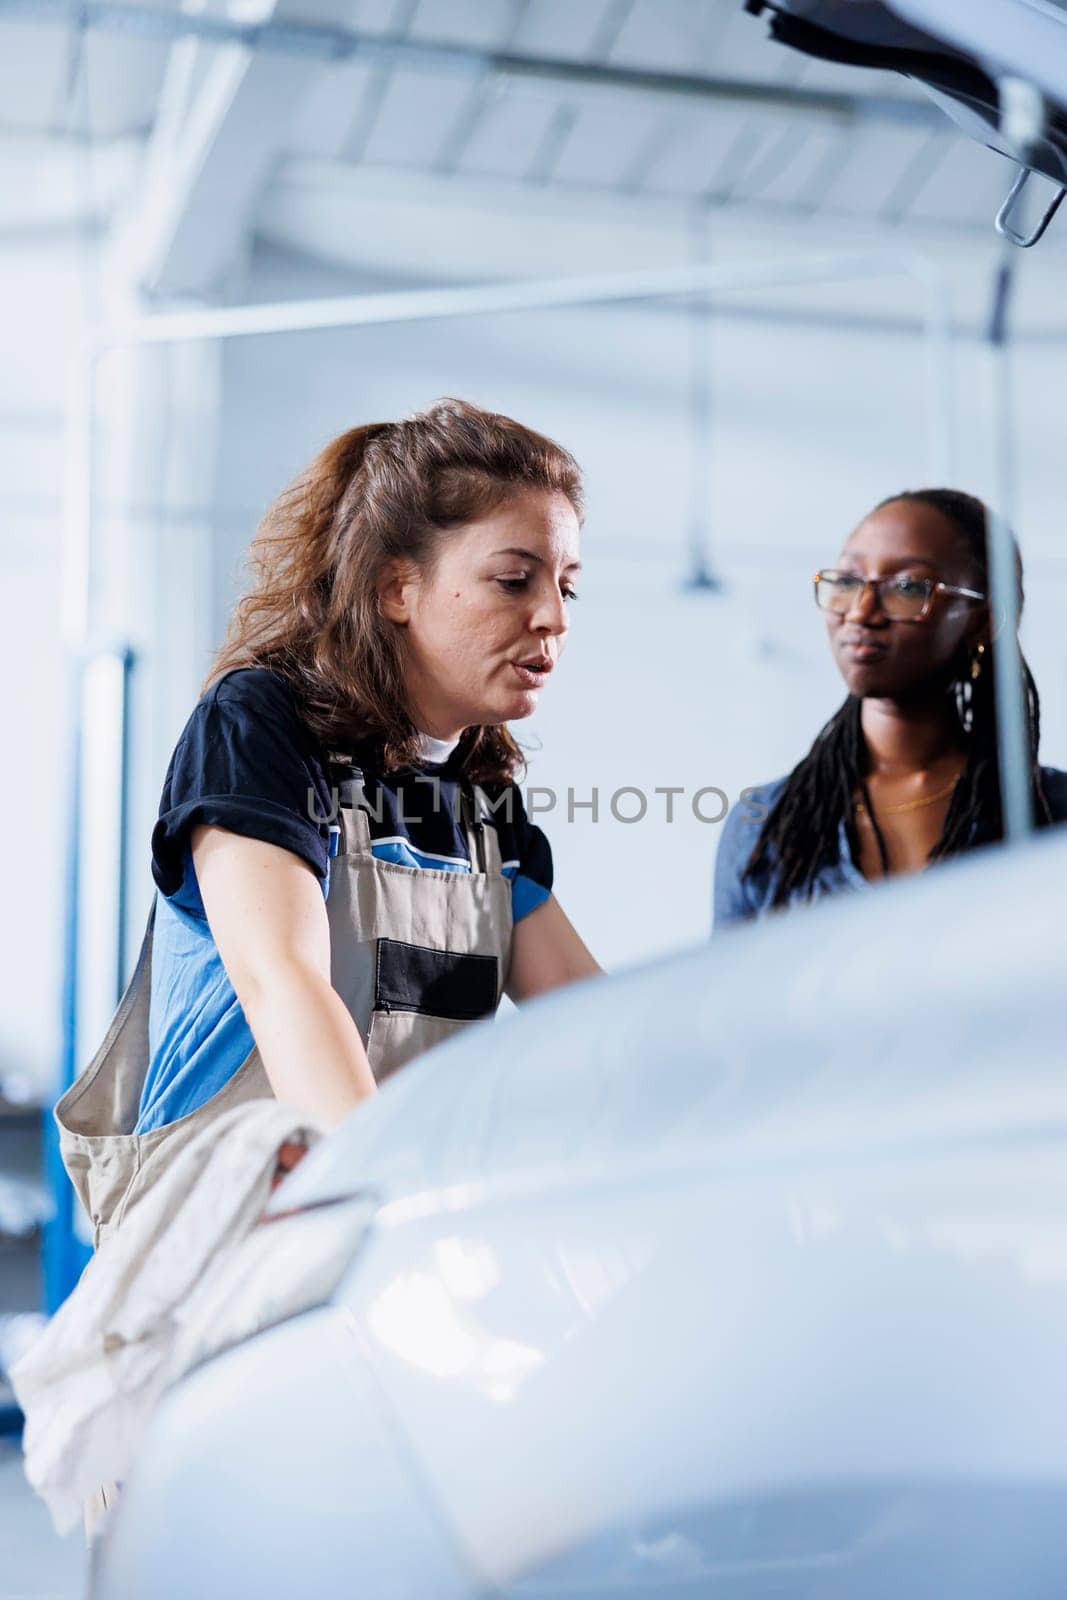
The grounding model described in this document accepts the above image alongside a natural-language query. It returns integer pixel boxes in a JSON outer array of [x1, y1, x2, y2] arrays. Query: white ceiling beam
[[1, 0, 942, 128], [116, 0, 357, 300]]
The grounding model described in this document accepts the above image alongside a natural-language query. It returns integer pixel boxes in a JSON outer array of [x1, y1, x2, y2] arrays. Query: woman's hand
[[506, 894, 601, 1003], [270, 1139, 311, 1191], [192, 825, 377, 1129]]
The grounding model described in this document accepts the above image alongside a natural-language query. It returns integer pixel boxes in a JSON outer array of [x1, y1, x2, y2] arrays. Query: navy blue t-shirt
[[138, 669, 552, 1133]]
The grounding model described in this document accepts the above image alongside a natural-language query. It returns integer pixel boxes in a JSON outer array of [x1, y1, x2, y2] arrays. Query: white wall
[[0, 233, 219, 1102], [0, 238, 81, 1100]]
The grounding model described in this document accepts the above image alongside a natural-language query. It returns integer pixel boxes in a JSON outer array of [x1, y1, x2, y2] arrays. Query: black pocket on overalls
[[374, 939, 498, 1022]]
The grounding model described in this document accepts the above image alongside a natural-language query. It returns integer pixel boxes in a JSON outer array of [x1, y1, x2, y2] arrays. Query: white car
[[95, 828, 1067, 1598]]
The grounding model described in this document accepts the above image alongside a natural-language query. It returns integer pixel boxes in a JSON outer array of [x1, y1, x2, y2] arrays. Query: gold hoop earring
[[970, 642, 986, 681]]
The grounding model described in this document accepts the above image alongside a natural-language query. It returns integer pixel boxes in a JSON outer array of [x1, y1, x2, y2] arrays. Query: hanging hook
[[994, 166, 1067, 249]]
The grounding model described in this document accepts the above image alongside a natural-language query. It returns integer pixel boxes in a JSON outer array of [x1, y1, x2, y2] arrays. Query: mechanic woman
[[714, 488, 1067, 927], [57, 398, 600, 1243]]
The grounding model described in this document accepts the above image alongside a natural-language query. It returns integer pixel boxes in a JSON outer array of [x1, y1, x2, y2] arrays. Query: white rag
[[10, 1100, 370, 1536]]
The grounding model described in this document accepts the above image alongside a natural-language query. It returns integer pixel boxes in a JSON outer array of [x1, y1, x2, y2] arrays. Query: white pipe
[[913, 259, 956, 481], [61, 351, 96, 648], [75, 650, 129, 1060], [85, 250, 946, 352], [65, 247, 954, 647], [987, 248, 1033, 842], [983, 79, 1042, 844], [686, 207, 718, 590]]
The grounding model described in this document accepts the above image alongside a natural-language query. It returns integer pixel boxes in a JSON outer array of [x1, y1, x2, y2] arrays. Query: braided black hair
[[743, 488, 1053, 907]]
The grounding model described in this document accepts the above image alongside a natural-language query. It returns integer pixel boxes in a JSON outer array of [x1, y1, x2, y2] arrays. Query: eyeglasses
[[813, 569, 986, 623]]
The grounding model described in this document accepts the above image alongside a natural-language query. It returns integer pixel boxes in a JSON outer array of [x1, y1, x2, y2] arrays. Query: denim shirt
[[713, 766, 1067, 930]]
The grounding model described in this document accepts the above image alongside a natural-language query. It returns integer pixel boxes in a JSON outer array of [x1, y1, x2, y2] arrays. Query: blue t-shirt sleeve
[[492, 783, 553, 923], [152, 669, 334, 901], [712, 784, 779, 931]]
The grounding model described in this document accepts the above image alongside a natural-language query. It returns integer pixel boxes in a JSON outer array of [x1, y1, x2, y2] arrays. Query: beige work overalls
[[56, 779, 513, 1248], [57, 777, 512, 1537]]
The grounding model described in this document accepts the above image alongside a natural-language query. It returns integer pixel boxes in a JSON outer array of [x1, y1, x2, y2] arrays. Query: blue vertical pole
[[42, 657, 93, 1313], [42, 644, 135, 1312], [116, 646, 134, 997]]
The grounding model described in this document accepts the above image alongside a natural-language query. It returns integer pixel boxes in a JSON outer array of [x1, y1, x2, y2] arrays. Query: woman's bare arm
[[191, 825, 376, 1129], [506, 894, 602, 1003]]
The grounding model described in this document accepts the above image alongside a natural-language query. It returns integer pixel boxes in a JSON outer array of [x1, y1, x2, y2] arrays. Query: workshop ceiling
[[0, 0, 1047, 294]]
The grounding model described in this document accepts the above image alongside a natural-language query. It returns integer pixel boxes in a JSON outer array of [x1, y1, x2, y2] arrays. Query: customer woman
[[714, 488, 1067, 926], [57, 398, 600, 1240]]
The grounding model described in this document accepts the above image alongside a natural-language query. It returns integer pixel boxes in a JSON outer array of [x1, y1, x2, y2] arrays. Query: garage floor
[[1, 1438, 85, 1599]]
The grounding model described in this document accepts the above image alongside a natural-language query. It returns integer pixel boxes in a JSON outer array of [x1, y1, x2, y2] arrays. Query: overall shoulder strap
[[333, 766, 376, 859]]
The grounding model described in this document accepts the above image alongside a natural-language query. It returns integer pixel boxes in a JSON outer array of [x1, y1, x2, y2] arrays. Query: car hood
[[268, 825, 1067, 1222]]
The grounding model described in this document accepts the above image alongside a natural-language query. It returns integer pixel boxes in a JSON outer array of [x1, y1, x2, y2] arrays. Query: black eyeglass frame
[[812, 569, 987, 623]]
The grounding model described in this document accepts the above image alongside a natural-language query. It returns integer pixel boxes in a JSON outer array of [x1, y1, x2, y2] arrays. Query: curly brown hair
[[207, 397, 584, 782]]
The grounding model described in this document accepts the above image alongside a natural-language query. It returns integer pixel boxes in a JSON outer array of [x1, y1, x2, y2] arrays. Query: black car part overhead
[[743, 0, 1067, 245]]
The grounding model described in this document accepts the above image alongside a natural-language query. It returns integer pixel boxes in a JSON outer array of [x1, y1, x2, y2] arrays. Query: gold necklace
[[855, 772, 963, 817]]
